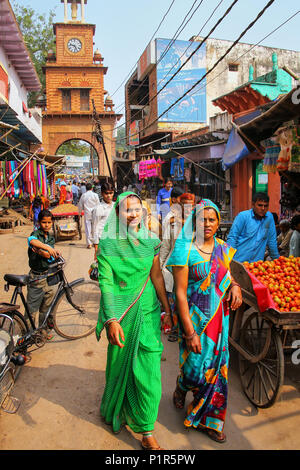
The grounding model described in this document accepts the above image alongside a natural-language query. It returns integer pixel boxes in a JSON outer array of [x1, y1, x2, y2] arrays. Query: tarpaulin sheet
[[246, 270, 277, 313]]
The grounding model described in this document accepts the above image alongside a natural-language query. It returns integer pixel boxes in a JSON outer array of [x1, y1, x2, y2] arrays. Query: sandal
[[167, 333, 178, 342], [197, 426, 227, 443], [141, 437, 165, 451], [173, 385, 186, 409]]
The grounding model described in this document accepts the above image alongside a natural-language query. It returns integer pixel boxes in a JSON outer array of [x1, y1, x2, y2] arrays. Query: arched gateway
[[41, 0, 121, 177]]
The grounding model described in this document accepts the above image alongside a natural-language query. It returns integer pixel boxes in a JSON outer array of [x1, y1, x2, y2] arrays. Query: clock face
[[67, 38, 82, 53]]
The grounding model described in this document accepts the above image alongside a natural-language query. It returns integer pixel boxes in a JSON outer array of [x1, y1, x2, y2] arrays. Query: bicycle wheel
[[52, 280, 100, 339], [0, 311, 29, 381]]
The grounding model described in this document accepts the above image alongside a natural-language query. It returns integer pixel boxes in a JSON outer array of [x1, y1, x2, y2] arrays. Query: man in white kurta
[[91, 183, 114, 258], [78, 183, 100, 248]]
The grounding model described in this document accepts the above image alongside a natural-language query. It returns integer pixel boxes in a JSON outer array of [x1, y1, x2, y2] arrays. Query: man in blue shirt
[[156, 179, 173, 221], [227, 192, 279, 263], [71, 180, 79, 205]]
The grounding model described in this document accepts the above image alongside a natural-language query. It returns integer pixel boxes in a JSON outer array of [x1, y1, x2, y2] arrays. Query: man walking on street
[[227, 192, 279, 262], [78, 182, 100, 248], [71, 180, 79, 205], [91, 182, 114, 259]]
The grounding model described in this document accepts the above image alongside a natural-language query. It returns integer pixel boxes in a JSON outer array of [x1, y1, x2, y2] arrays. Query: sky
[[12, 0, 300, 124]]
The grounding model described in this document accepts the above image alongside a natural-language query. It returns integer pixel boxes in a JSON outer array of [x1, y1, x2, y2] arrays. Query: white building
[[0, 0, 42, 150]]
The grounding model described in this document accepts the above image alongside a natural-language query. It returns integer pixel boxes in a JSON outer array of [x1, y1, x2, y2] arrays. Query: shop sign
[[129, 121, 140, 146]]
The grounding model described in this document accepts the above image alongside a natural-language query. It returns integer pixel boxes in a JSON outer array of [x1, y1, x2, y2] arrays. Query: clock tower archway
[[41, 0, 121, 177]]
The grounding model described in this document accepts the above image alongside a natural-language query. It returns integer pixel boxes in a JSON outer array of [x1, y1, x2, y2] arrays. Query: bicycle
[[0, 257, 100, 359], [0, 311, 26, 413]]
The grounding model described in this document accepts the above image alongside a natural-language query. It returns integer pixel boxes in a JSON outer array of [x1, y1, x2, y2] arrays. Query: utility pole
[[91, 99, 114, 182]]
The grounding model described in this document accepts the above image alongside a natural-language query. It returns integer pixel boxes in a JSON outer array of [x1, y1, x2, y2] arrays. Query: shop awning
[[237, 85, 300, 151], [152, 140, 226, 160]]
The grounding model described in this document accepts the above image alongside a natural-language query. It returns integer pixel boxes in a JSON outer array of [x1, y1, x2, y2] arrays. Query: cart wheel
[[238, 311, 284, 408]]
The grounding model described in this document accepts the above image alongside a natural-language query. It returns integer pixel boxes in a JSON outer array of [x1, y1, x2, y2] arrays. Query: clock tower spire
[[62, 0, 86, 23], [41, 0, 122, 178]]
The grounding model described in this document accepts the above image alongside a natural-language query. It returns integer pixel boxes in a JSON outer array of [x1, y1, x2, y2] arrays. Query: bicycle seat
[[4, 274, 30, 287]]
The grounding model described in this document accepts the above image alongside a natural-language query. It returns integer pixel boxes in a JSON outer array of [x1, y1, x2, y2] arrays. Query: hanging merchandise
[[288, 125, 300, 173], [276, 127, 293, 172], [139, 159, 147, 180], [156, 158, 164, 181], [144, 157, 157, 178], [262, 137, 280, 173], [0, 159, 48, 199], [161, 159, 171, 179], [170, 157, 184, 181], [184, 165, 191, 182]]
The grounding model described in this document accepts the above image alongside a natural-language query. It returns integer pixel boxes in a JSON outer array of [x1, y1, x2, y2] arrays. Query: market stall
[[236, 85, 300, 217], [51, 204, 83, 242], [229, 256, 300, 408]]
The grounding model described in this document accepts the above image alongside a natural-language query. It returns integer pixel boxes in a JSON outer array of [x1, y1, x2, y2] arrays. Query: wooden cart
[[229, 260, 300, 408], [51, 205, 82, 242]]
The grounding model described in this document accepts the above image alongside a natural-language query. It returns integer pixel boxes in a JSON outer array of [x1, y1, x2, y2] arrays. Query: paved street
[[0, 224, 300, 451]]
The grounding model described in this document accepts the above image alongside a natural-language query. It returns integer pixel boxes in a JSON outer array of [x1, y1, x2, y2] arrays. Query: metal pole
[[64, 0, 68, 22], [81, 0, 85, 22]]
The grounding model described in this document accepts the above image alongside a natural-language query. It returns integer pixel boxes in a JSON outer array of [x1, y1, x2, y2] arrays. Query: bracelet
[[183, 330, 197, 340], [230, 282, 241, 289]]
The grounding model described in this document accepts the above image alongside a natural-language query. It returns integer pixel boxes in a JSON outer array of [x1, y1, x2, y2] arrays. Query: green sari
[[96, 192, 163, 433]]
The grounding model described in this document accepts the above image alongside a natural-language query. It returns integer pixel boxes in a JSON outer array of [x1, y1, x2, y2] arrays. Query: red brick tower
[[42, 0, 121, 177]]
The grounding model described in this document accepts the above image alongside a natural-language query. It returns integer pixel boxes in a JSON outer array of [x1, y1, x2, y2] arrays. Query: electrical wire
[[188, 9, 300, 102], [144, 0, 276, 133], [114, 0, 204, 112], [110, 0, 241, 139], [110, 0, 177, 99]]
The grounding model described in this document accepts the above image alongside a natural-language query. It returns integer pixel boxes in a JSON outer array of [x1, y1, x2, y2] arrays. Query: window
[[229, 63, 239, 72], [80, 89, 90, 111], [62, 89, 71, 111]]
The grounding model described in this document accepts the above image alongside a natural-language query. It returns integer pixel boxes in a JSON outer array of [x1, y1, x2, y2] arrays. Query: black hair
[[32, 196, 42, 208], [38, 209, 53, 222], [291, 214, 300, 229], [86, 183, 93, 191], [272, 212, 279, 225], [252, 192, 269, 203], [102, 182, 114, 192], [171, 186, 184, 198]]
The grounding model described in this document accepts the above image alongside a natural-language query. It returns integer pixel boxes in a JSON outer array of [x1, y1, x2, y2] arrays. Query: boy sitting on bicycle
[[27, 209, 61, 339]]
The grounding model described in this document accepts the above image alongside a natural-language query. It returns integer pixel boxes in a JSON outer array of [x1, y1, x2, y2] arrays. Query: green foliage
[[11, 1, 57, 106], [57, 140, 95, 157], [116, 126, 130, 152]]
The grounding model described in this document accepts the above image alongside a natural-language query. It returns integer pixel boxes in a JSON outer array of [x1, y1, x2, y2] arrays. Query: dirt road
[[0, 225, 300, 450]]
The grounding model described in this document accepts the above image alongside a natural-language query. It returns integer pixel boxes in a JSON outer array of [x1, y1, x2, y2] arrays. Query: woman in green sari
[[96, 192, 172, 450]]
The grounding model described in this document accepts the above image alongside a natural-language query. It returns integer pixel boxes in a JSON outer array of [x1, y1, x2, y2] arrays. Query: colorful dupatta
[[167, 199, 235, 434], [96, 192, 163, 433]]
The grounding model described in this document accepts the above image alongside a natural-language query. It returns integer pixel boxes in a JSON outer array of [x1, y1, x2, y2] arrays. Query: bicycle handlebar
[[49, 255, 66, 270]]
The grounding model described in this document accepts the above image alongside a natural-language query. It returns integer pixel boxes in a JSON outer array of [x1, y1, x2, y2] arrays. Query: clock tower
[[41, 0, 121, 177]]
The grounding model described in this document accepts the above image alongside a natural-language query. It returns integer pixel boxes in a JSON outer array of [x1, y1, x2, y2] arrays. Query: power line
[[150, 0, 276, 128], [156, 0, 225, 91], [122, 0, 277, 142], [103, 9, 300, 149], [188, 10, 300, 102], [111, 0, 240, 138], [110, 0, 177, 99], [114, 0, 204, 113]]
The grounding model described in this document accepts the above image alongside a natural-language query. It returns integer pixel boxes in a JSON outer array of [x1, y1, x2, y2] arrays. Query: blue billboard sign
[[156, 39, 207, 123]]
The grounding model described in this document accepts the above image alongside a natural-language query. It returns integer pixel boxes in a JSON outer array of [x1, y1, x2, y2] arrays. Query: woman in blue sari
[[166, 199, 242, 443]]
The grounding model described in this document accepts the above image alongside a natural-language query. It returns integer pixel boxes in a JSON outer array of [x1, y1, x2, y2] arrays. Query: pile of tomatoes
[[243, 256, 300, 312]]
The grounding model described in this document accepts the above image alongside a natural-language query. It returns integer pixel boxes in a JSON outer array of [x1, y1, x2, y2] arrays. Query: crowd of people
[[26, 176, 300, 450]]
